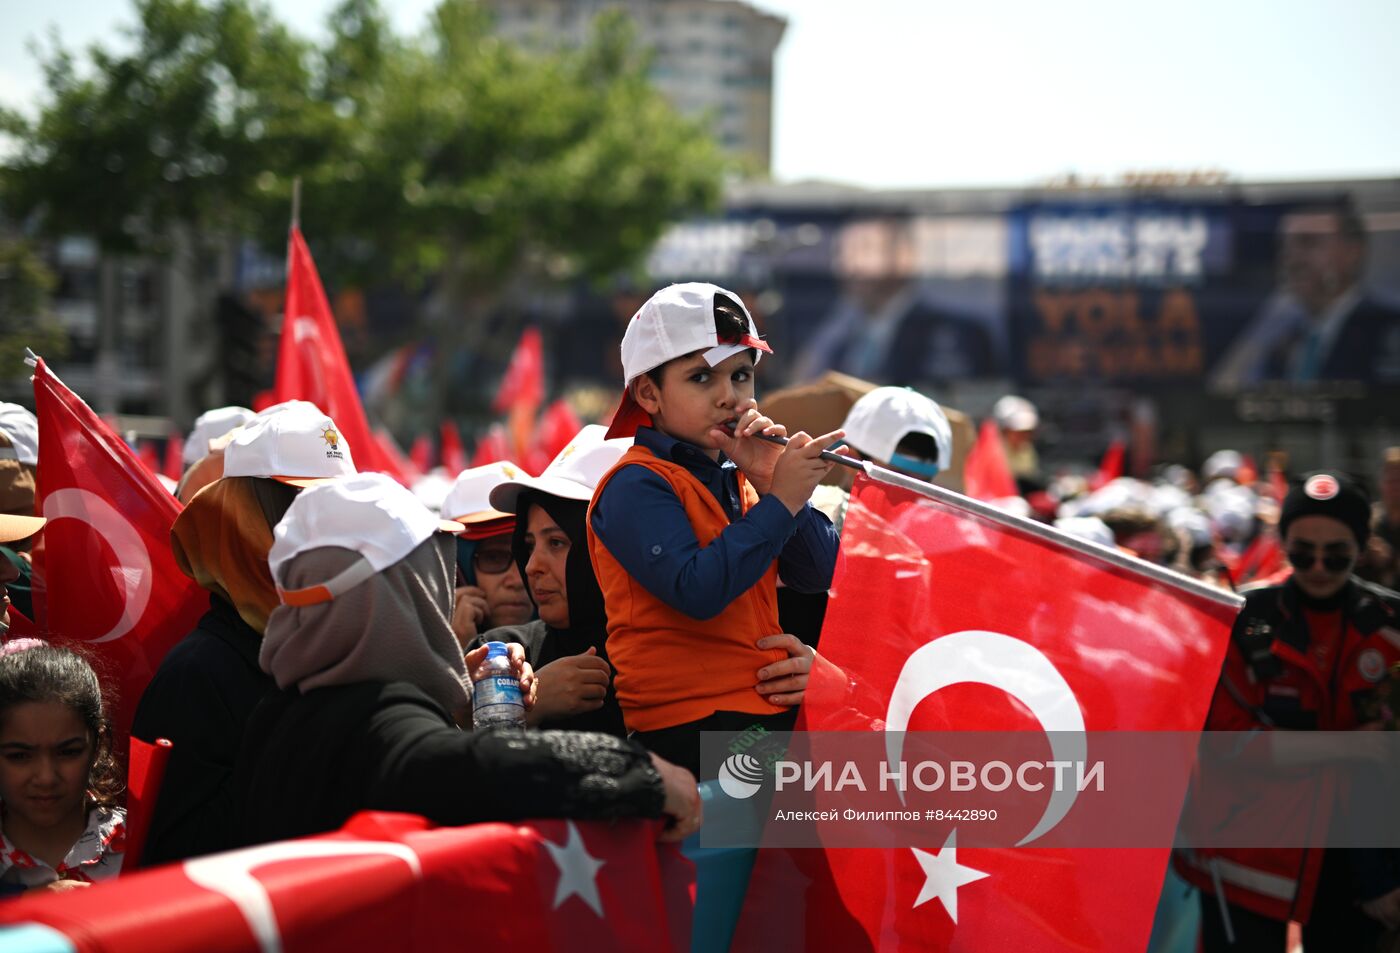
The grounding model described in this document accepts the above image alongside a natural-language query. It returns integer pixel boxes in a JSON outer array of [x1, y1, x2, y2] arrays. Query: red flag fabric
[[275, 225, 403, 482], [31, 359, 209, 743], [471, 425, 511, 469], [1089, 438, 1125, 491], [492, 326, 545, 415], [374, 429, 421, 484], [409, 434, 434, 475], [137, 441, 160, 477], [122, 736, 172, 875], [732, 475, 1239, 953], [534, 399, 583, 464], [0, 812, 693, 953], [962, 420, 1018, 500], [440, 421, 469, 476], [162, 434, 184, 483]]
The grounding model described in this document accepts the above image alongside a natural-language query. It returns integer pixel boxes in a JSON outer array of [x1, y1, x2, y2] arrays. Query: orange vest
[[587, 445, 789, 732]]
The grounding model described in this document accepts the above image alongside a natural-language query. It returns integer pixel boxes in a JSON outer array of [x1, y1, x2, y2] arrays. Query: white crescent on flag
[[41, 487, 153, 644], [184, 840, 423, 953], [884, 630, 1087, 846]]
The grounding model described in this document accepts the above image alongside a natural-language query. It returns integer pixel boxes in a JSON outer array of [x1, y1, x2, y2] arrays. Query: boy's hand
[[708, 399, 785, 492], [755, 634, 816, 707], [526, 647, 612, 725], [769, 429, 845, 516]]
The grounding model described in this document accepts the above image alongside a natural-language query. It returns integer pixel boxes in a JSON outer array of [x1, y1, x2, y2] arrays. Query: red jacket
[[1176, 576, 1400, 922]]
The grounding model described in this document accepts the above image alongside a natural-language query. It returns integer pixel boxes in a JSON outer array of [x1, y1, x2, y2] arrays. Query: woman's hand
[[465, 642, 537, 711], [44, 878, 90, 892], [649, 752, 703, 842], [755, 634, 816, 708], [527, 647, 612, 725], [451, 585, 489, 646]]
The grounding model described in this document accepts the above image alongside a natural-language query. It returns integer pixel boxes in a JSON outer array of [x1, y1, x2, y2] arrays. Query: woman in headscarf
[[235, 473, 700, 846], [131, 405, 355, 865]]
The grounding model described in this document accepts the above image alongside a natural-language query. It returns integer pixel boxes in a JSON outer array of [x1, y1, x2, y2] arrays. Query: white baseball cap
[[255, 399, 324, 419], [992, 395, 1039, 432], [0, 404, 39, 467], [223, 405, 356, 487], [606, 283, 772, 439], [490, 425, 632, 512], [441, 460, 526, 527], [841, 387, 951, 475], [269, 472, 464, 606], [1054, 516, 1116, 549], [183, 406, 257, 465], [1201, 449, 1243, 483]]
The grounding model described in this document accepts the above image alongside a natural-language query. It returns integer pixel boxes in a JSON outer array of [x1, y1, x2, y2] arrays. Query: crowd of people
[[0, 280, 1396, 952]]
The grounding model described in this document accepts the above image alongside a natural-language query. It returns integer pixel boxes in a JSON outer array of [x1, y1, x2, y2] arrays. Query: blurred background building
[[483, 0, 786, 173]]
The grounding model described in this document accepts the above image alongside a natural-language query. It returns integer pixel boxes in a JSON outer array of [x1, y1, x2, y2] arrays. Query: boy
[[588, 282, 843, 777]]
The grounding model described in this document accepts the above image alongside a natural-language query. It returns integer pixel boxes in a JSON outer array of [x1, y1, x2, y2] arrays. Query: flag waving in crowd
[[275, 225, 403, 482], [732, 472, 1241, 953], [30, 357, 209, 742]]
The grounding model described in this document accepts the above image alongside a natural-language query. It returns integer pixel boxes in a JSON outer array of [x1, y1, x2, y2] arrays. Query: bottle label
[[474, 675, 524, 728]]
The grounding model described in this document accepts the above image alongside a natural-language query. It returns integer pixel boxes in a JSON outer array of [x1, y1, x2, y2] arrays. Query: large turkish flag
[[31, 358, 208, 743], [733, 473, 1240, 952], [0, 813, 693, 953]]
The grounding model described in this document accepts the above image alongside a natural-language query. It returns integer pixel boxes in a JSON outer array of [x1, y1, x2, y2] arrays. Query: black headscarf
[[509, 491, 624, 736], [511, 490, 607, 640]]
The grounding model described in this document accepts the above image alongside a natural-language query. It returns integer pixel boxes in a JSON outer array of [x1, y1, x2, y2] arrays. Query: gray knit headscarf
[[260, 534, 470, 718]]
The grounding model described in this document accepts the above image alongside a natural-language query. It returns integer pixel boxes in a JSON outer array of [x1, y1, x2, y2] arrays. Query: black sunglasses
[[1286, 550, 1354, 573], [472, 548, 515, 575]]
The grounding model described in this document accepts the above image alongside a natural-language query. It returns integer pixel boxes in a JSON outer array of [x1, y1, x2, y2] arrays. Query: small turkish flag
[[962, 420, 1017, 500], [492, 327, 545, 415], [275, 225, 404, 482], [733, 474, 1239, 952], [31, 358, 208, 743]]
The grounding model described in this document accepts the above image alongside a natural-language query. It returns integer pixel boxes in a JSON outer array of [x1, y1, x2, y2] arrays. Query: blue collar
[[634, 426, 734, 473]]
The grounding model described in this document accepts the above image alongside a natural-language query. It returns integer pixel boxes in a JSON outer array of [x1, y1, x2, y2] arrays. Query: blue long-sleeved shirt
[[589, 427, 839, 621]]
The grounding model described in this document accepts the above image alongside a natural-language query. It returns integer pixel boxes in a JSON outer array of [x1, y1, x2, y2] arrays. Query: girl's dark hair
[[645, 292, 757, 389], [0, 644, 122, 808]]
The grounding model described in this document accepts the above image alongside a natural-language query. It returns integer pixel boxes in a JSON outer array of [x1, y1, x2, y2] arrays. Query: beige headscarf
[[170, 477, 296, 634], [260, 535, 470, 719]]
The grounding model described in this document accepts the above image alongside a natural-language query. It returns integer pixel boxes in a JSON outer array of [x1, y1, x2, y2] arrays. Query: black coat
[[130, 596, 274, 866], [233, 679, 662, 848]]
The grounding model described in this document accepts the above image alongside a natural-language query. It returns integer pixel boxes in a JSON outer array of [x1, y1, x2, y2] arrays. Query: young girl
[[0, 641, 125, 894]]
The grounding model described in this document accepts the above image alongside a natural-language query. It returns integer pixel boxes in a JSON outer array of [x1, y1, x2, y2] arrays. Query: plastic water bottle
[[472, 641, 526, 730]]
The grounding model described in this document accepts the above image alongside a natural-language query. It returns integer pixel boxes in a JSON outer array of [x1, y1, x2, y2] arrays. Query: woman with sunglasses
[[1181, 470, 1400, 951], [440, 462, 536, 648]]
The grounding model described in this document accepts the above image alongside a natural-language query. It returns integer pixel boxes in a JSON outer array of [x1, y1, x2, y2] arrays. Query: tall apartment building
[[482, 0, 786, 174]]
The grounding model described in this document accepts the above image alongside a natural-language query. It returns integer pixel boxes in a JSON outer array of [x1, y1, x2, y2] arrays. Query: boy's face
[[633, 350, 756, 459]]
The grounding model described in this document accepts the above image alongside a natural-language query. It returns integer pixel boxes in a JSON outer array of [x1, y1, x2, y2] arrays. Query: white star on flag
[[910, 829, 989, 923], [542, 821, 606, 917]]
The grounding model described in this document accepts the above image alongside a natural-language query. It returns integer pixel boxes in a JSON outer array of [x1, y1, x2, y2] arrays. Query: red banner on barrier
[[0, 813, 693, 953]]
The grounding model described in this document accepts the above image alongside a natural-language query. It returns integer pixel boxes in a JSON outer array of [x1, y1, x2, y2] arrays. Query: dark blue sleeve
[[776, 503, 840, 593], [590, 465, 799, 621]]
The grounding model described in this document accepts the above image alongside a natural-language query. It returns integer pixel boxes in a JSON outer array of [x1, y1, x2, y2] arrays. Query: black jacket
[[130, 595, 275, 866], [233, 679, 662, 848]]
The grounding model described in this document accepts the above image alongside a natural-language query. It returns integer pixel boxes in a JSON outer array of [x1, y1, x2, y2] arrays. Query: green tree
[[2, 0, 727, 424], [0, 240, 67, 394]]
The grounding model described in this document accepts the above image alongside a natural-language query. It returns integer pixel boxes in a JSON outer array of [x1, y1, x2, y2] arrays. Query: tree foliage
[[1, 0, 727, 290]]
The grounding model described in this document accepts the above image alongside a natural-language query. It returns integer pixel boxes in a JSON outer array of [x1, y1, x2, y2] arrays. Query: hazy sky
[[3, 0, 1398, 189]]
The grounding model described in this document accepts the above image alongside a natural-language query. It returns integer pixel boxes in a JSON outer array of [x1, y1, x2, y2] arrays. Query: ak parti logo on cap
[[1304, 474, 1340, 501], [321, 425, 345, 460]]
